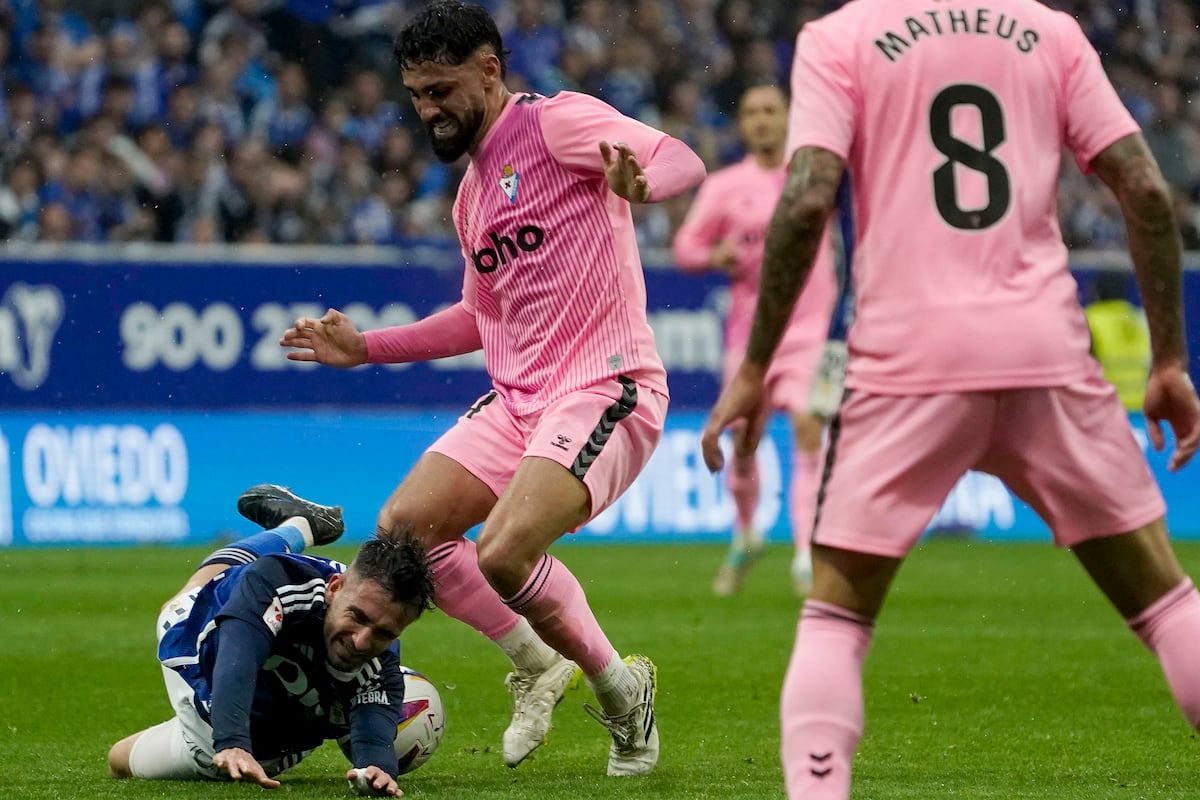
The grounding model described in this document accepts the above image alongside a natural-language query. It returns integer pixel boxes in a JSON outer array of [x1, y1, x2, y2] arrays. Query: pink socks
[[781, 600, 873, 799], [1128, 577, 1200, 728], [504, 553, 615, 675], [427, 538, 522, 640]]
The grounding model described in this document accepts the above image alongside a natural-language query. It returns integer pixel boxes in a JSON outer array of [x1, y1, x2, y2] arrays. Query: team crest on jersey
[[499, 164, 519, 202], [263, 596, 284, 634]]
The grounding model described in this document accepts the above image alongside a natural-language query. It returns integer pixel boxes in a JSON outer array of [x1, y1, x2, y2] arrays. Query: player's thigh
[[1072, 519, 1186, 619], [535, 375, 667, 525], [383, 391, 518, 543], [483, 376, 667, 554], [814, 390, 993, 558], [766, 347, 825, 451], [123, 667, 225, 780], [981, 375, 1165, 547], [764, 342, 821, 414]]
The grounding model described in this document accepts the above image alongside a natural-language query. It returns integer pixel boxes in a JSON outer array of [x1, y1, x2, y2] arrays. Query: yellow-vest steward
[[1084, 299, 1151, 411]]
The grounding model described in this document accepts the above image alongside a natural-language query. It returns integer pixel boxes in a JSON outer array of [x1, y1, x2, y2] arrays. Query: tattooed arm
[[1092, 133, 1185, 367], [745, 146, 847, 366], [700, 146, 846, 472], [1092, 132, 1199, 470]]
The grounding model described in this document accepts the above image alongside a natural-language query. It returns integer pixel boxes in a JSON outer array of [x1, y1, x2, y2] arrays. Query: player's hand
[[213, 747, 281, 789], [709, 240, 739, 275], [700, 361, 769, 472], [346, 765, 402, 797], [279, 308, 369, 367], [1143, 361, 1200, 471], [600, 141, 651, 204]]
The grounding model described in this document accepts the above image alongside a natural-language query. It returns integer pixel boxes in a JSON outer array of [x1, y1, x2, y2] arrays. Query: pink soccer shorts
[[813, 373, 1166, 557], [429, 374, 668, 524]]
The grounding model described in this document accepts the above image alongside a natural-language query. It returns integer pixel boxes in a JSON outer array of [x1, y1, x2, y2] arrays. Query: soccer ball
[[394, 667, 446, 774]]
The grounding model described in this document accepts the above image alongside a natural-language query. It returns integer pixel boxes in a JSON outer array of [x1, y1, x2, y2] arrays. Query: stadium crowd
[[1, 0, 1198, 249]]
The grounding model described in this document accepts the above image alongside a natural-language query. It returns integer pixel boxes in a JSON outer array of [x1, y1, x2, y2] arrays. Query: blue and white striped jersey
[[158, 553, 406, 774]]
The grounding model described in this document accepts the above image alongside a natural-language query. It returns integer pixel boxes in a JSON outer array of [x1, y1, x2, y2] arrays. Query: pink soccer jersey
[[786, 0, 1141, 394], [452, 91, 675, 414], [672, 156, 837, 381]]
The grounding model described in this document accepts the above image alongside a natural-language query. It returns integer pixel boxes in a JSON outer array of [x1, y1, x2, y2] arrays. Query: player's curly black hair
[[352, 527, 436, 614], [393, 0, 509, 78]]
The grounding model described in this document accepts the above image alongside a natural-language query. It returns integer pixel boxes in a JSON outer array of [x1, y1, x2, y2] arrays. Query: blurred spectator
[[503, 0, 564, 94], [597, 32, 656, 119], [563, 0, 610, 84], [40, 144, 104, 241], [1142, 80, 1200, 195], [113, 124, 186, 241], [196, 57, 247, 143], [657, 75, 722, 170], [2, 0, 1199, 251], [3, 81, 39, 162], [0, 156, 43, 240], [37, 200, 74, 241], [198, 0, 268, 70], [194, 134, 312, 244], [163, 81, 201, 149], [342, 67, 402, 155], [96, 147, 154, 241], [155, 20, 199, 110], [713, 35, 783, 116], [250, 59, 315, 164]]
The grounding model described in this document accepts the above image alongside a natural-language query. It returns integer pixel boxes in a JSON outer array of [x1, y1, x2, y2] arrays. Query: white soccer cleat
[[584, 654, 659, 777], [712, 536, 765, 596], [502, 654, 581, 767]]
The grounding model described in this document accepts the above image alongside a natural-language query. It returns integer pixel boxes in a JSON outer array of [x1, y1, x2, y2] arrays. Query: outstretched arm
[[540, 92, 705, 203], [1093, 133, 1199, 470], [209, 617, 280, 788], [671, 176, 738, 274], [701, 145, 845, 472], [600, 136, 705, 204], [281, 304, 482, 367]]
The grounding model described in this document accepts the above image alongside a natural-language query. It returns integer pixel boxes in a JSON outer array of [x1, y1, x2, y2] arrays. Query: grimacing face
[[738, 85, 788, 156], [403, 52, 495, 162], [322, 571, 414, 671]]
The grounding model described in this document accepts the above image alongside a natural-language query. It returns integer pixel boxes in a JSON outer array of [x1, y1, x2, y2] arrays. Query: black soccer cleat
[[237, 484, 345, 545]]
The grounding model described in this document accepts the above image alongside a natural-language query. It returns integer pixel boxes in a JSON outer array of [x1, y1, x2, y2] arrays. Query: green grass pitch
[[2, 539, 1198, 799]]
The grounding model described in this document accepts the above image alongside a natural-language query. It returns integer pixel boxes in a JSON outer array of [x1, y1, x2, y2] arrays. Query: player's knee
[[107, 739, 134, 779], [475, 532, 535, 597]]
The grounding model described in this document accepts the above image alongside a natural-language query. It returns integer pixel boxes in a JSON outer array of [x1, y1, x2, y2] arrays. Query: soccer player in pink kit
[[673, 83, 836, 597], [279, 0, 705, 777], [701, 1, 1200, 797]]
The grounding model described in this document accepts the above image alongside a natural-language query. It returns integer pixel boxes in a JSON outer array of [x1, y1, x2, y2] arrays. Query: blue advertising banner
[[4, 248, 1197, 411], [1, 408, 1195, 547], [0, 249, 726, 410]]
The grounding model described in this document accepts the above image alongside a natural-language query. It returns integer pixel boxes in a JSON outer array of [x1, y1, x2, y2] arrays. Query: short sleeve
[[786, 23, 858, 160], [541, 92, 668, 177], [1059, 15, 1140, 171]]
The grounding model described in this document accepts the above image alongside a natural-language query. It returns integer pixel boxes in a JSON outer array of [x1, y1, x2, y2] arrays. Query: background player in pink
[[279, 0, 705, 778], [701, 1, 1200, 797], [672, 82, 836, 597]]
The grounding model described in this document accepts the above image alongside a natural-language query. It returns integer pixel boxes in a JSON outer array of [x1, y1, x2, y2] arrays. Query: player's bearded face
[[404, 55, 493, 163], [425, 98, 484, 162]]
